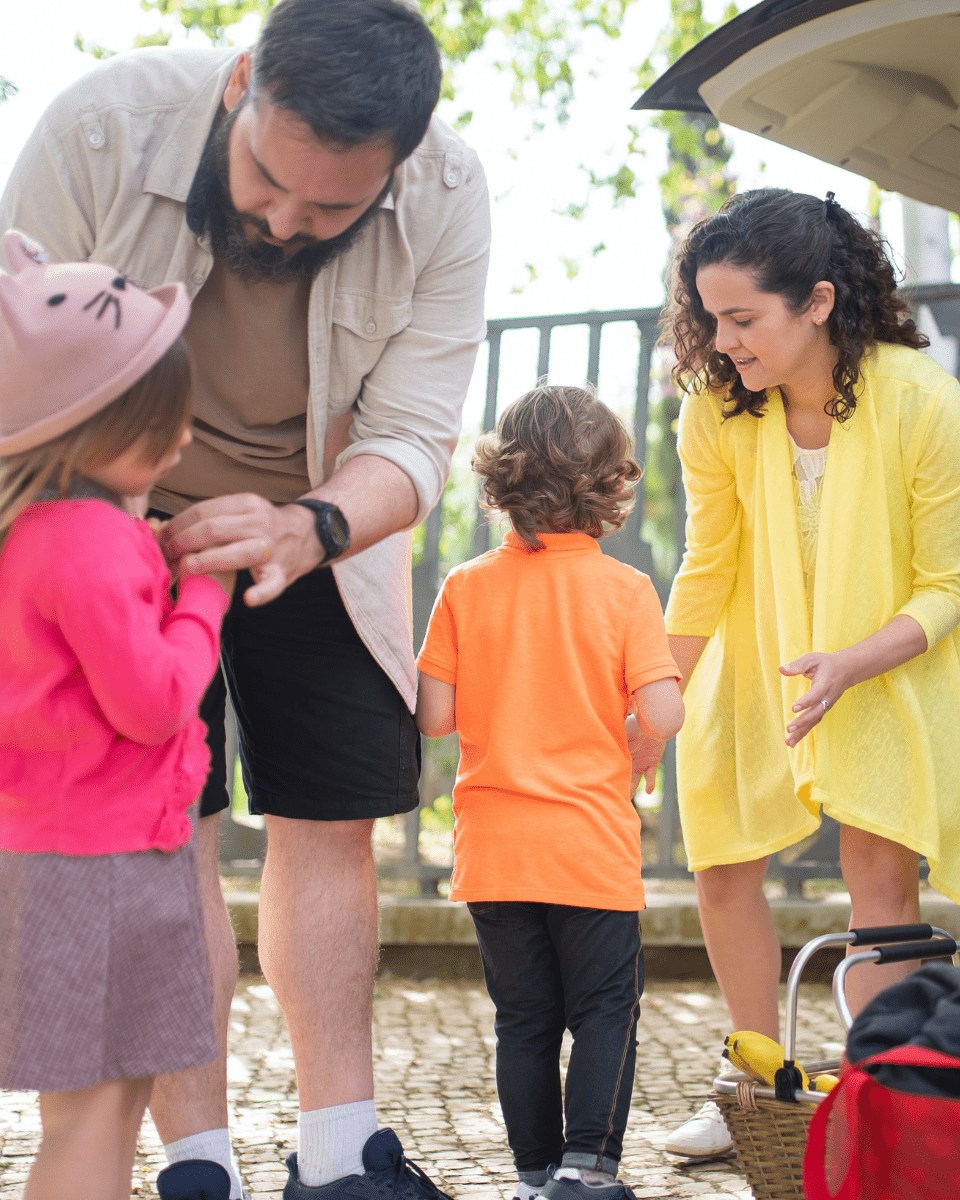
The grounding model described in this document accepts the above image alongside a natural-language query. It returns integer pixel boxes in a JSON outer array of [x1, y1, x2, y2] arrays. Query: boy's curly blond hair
[[472, 384, 642, 551]]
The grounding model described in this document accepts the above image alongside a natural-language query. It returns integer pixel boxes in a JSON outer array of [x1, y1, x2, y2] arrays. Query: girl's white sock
[[163, 1129, 243, 1200], [297, 1100, 379, 1187]]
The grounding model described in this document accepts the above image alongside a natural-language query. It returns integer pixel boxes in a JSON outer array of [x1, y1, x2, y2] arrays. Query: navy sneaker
[[283, 1128, 452, 1200], [540, 1173, 636, 1200], [156, 1159, 232, 1200]]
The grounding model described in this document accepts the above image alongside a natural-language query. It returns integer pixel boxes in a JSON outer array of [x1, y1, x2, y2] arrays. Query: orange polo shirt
[[417, 531, 680, 910]]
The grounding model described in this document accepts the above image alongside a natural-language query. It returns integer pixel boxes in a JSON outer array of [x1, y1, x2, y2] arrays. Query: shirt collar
[[35, 476, 123, 508], [502, 530, 601, 553], [144, 50, 241, 205]]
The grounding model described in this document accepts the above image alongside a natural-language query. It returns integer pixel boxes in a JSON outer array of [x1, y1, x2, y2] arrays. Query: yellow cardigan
[[665, 344, 960, 901]]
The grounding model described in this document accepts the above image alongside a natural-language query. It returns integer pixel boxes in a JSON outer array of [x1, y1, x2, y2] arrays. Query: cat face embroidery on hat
[[0, 230, 190, 455], [46, 270, 127, 330]]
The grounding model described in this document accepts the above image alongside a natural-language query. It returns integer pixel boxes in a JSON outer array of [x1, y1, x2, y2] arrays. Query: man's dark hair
[[253, 0, 443, 165]]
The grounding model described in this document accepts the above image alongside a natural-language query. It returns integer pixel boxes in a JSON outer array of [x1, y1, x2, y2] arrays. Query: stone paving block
[[0, 977, 847, 1198]]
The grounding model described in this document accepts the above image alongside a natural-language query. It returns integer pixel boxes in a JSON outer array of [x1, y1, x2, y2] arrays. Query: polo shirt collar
[[502, 531, 601, 553]]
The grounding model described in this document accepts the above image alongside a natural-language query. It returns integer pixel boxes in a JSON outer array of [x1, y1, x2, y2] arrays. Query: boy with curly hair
[[416, 385, 684, 1200]]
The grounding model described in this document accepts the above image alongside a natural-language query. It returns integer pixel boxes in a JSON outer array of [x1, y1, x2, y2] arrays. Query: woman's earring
[[816, 318, 824, 325]]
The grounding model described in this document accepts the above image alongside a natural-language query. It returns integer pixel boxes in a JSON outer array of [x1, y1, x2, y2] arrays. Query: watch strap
[[293, 499, 350, 563]]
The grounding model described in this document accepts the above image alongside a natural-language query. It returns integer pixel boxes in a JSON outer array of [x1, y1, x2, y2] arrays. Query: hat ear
[[3, 229, 49, 274]]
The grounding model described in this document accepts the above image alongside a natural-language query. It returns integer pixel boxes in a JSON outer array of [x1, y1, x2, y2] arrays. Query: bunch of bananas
[[722, 1031, 838, 1093]]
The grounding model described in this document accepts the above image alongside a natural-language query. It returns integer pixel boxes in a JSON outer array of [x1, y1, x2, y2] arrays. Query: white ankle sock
[[163, 1129, 244, 1200], [555, 1167, 617, 1187], [297, 1100, 379, 1187]]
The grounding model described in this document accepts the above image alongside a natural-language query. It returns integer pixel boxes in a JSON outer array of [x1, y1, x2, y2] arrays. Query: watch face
[[328, 506, 350, 548]]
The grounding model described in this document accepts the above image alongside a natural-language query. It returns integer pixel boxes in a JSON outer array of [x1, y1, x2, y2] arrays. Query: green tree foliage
[[638, 0, 738, 577], [83, 0, 639, 119]]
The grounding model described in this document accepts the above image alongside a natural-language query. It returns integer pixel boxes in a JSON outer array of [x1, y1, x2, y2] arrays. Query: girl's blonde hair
[[473, 384, 642, 551], [0, 338, 191, 545]]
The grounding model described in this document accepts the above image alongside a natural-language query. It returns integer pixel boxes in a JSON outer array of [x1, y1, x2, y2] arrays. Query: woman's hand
[[779, 652, 853, 746], [780, 616, 928, 747], [626, 714, 667, 794]]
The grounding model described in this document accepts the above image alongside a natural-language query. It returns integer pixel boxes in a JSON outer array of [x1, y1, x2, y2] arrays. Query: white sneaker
[[663, 1101, 734, 1158]]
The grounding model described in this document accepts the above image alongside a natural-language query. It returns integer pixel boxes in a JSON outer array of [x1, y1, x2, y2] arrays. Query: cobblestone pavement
[[0, 976, 846, 1199]]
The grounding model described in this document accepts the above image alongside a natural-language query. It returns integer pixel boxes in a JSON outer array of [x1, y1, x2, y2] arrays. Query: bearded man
[[0, 2, 490, 1198]]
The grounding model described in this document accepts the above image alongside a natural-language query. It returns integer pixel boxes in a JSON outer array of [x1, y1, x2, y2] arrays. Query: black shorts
[[196, 566, 421, 822]]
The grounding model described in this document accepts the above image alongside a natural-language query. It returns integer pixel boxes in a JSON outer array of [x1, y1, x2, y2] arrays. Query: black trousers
[[468, 901, 643, 1175]]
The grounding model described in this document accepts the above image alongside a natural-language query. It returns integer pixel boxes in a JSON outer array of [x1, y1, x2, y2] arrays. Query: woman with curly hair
[[651, 188, 960, 1159], [416, 385, 684, 1200]]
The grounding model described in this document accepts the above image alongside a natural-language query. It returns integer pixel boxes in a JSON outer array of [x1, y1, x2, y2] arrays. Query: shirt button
[[192, 271, 205, 285], [88, 131, 104, 147], [444, 169, 459, 186], [364, 320, 377, 334]]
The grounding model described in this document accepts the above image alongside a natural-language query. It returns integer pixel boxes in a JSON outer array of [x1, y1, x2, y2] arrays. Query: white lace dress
[[789, 433, 829, 624]]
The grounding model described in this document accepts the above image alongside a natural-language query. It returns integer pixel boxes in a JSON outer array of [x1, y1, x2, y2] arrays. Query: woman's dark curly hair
[[664, 188, 928, 421], [472, 384, 642, 551]]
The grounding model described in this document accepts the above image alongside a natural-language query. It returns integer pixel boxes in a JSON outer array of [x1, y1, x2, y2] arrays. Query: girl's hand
[[626, 714, 666, 794], [779, 652, 853, 746]]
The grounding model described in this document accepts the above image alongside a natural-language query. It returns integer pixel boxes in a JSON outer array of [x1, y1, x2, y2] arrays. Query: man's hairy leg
[[257, 815, 378, 1110], [149, 812, 238, 1140]]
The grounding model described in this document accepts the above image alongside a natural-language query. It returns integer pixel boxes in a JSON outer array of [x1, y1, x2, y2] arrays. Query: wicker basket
[[712, 1080, 820, 1200]]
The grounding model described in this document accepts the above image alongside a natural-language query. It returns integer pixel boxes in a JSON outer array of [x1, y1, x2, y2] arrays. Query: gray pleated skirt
[[0, 832, 217, 1093]]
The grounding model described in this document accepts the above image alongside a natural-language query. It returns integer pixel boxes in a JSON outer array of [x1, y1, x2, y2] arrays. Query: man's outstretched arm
[[160, 454, 417, 606]]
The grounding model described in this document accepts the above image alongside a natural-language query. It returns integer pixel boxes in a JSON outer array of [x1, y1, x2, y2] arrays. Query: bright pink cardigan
[[0, 499, 230, 855]]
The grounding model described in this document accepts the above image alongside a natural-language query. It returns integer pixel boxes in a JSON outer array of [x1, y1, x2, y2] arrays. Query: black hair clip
[[824, 191, 839, 208]]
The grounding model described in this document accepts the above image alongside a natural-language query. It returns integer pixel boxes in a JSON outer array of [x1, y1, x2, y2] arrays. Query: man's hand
[[626, 714, 666, 795], [159, 494, 321, 607]]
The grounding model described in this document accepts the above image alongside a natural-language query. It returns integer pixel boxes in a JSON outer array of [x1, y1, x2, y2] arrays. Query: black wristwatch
[[293, 499, 351, 564]]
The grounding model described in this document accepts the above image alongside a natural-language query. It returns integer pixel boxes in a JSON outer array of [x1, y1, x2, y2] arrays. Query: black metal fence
[[220, 283, 960, 895]]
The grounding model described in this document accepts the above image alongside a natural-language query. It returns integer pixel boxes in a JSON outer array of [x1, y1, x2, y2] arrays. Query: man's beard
[[191, 103, 393, 284]]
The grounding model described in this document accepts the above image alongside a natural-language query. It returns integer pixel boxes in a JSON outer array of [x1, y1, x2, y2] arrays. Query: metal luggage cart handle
[[783, 924, 959, 1065], [714, 925, 959, 1104]]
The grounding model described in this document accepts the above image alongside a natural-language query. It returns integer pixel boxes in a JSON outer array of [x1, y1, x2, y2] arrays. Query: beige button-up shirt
[[0, 46, 491, 710]]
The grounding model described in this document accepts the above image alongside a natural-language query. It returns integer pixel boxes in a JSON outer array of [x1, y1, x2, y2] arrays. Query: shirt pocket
[[328, 291, 413, 414]]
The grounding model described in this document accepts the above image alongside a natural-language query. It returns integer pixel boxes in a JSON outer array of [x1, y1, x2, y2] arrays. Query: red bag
[[803, 1045, 960, 1199]]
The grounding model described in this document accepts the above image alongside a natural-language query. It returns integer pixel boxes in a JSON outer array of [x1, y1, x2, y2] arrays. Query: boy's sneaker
[[156, 1159, 232, 1200], [283, 1128, 452, 1200], [663, 1101, 734, 1158], [512, 1164, 556, 1200], [541, 1170, 635, 1200]]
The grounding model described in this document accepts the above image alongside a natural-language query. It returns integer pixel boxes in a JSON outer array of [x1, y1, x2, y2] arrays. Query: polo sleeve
[[416, 576, 459, 685], [664, 391, 742, 637], [51, 508, 229, 745], [336, 159, 491, 525], [625, 574, 681, 693], [897, 376, 960, 648]]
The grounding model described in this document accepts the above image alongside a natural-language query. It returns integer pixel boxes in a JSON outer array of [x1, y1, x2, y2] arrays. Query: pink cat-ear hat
[[0, 229, 190, 455]]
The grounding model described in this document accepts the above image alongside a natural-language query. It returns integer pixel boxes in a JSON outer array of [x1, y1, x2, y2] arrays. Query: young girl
[[645, 189, 960, 1159], [0, 230, 235, 1200], [416, 386, 684, 1200]]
